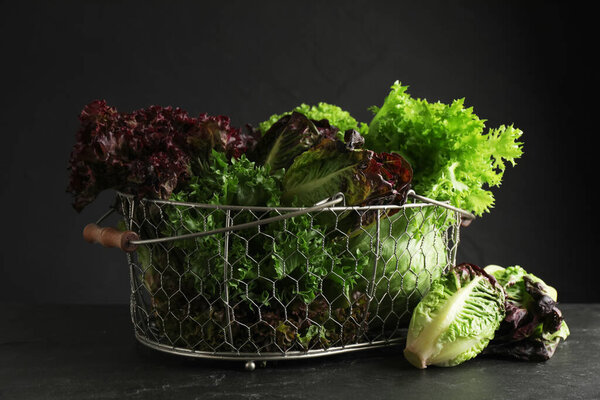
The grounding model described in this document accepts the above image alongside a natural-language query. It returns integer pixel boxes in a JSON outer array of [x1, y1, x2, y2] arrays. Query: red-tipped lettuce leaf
[[281, 138, 412, 207]]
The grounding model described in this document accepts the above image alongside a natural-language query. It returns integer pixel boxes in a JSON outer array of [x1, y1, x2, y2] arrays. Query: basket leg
[[244, 360, 268, 370]]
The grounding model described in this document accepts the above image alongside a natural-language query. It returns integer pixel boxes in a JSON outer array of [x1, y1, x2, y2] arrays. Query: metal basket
[[85, 190, 473, 370]]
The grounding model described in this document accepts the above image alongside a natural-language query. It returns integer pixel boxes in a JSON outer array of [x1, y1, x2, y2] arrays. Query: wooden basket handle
[[83, 223, 139, 252]]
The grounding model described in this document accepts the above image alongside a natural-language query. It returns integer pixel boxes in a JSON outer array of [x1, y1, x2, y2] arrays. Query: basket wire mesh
[[111, 191, 467, 364]]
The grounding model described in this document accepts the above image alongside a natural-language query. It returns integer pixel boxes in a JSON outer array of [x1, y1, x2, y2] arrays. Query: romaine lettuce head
[[483, 265, 569, 361], [248, 112, 339, 172], [404, 263, 505, 368]]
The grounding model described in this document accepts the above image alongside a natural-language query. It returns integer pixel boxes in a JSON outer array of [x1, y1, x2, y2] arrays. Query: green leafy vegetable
[[161, 151, 353, 306], [483, 265, 569, 361], [281, 138, 412, 207], [141, 151, 285, 317], [404, 263, 506, 368], [73, 83, 529, 358], [366, 81, 524, 216], [171, 149, 283, 207], [259, 102, 368, 137], [137, 151, 365, 351]]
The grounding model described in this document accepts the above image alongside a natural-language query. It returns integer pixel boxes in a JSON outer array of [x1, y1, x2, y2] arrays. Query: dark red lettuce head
[[67, 100, 254, 211]]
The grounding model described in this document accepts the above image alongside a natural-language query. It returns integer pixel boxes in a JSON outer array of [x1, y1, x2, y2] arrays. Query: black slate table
[[1, 303, 598, 400]]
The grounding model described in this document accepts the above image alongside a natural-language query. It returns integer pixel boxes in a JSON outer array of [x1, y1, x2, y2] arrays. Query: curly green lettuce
[[171, 149, 283, 207], [144, 150, 358, 307], [259, 102, 368, 136], [134, 151, 366, 351], [366, 81, 524, 216]]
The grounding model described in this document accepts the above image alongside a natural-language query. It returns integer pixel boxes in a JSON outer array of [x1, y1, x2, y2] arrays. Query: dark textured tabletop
[[1, 303, 598, 400]]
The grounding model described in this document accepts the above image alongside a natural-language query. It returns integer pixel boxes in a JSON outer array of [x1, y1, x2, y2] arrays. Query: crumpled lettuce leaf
[[281, 138, 412, 207], [404, 263, 506, 368], [366, 81, 524, 216], [258, 102, 368, 136], [483, 265, 569, 361]]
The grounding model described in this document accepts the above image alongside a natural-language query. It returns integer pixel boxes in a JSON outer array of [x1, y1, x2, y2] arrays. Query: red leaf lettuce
[[67, 100, 258, 211]]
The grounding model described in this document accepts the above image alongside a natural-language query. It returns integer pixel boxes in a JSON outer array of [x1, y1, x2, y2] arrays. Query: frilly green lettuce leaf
[[366, 81, 524, 216], [171, 150, 283, 207], [153, 150, 359, 310]]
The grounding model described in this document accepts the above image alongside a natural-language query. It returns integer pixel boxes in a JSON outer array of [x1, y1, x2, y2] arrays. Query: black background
[[1, 0, 596, 304]]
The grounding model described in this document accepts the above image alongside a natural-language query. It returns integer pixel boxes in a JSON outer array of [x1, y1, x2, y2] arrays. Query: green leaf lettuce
[[366, 81, 524, 216]]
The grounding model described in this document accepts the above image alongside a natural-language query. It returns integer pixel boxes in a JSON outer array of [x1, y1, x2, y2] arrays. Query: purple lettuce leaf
[[483, 265, 569, 361], [67, 100, 255, 211]]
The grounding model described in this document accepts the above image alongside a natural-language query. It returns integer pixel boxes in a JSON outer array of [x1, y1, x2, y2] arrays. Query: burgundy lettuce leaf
[[362, 151, 413, 206], [189, 113, 260, 161], [498, 277, 563, 340], [483, 275, 567, 361], [525, 278, 564, 333], [67, 100, 253, 211], [454, 262, 504, 290], [312, 118, 341, 140]]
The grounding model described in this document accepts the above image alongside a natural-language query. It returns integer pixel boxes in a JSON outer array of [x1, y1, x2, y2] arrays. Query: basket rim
[[114, 189, 471, 246], [115, 190, 447, 213]]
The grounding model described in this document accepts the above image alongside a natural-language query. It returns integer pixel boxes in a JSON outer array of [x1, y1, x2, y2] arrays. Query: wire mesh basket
[[84, 190, 473, 369]]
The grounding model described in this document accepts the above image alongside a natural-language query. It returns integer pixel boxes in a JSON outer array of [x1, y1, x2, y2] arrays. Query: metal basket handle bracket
[[407, 190, 475, 227]]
